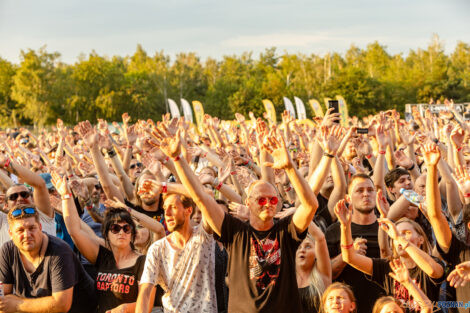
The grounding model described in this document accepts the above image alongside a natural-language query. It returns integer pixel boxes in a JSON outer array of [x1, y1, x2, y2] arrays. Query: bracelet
[[162, 182, 168, 193], [202, 152, 208, 158], [407, 163, 415, 171], [341, 243, 354, 249], [162, 156, 169, 165], [4, 158, 10, 169], [464, 193, 470, 198], [284, 186, 292, 192], [127, 145, 132, 149], [230, 171, 236, 175], [457, 146, 463, 152], [62, 193, 73, 200], [378, 150, 386, 155], [243, 160, 251, 167], [323, 152, 335, 158], [366, 154, 372, 159], [173, 154, 182, 161], [85, 204, 93, 210], [215, 182, 223, 190]]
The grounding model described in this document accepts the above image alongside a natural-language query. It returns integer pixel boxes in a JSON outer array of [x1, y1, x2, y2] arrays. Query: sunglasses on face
[[110, 223, 132, 234], [257, 196, 279, 206], [8, 191, 31, 201], [130, 163, 143, 170], [11, 207, 36, 218], [95, 184, 102, 190]]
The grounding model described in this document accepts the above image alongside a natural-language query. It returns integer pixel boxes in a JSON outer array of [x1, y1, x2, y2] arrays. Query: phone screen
[[356, 128, 368, 134], [328, 100, 339, 115]]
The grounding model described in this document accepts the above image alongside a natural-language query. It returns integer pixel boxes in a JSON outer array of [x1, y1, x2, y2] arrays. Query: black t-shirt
[[0, 234, 97, 313], [218, 213, 307, 313], [326, 221, 386, 313], [298, 286, 319, 313], [371, 258, 444, 313], [94, 245, 146, 313], [437, 233, 470, 313], [314, 193, 332, 232]]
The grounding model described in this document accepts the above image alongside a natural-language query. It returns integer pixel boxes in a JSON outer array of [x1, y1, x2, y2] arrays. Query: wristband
[[162, 182, 168, 193], [202, 152, 207, 158], [323, 152, 335, 158], [4, 158, 10, 169], [162, 156, 169, 165], [127, 145, 133, 149], [341, 243, 353, 249], [173, 154, 182, 161], [406, 164, 415, 171], [244, 160, 252, 167], [457, 146, 463, 152], [465, 193, 470, 198], [378, 150, 386, 155], [62, 193, 73, 200], [230, 171, 236, 175], [215, 182, 223, 190], [366, 154, 372, 159], [85, 204, 93, 210], [284, 186, 292, 192]]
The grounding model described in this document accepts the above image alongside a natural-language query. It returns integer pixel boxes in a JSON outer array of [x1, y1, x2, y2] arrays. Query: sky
[[0, 0, 469, 64]]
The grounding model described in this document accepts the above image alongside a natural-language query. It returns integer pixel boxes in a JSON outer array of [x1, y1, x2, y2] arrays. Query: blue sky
[[1, 0, 469, 64]]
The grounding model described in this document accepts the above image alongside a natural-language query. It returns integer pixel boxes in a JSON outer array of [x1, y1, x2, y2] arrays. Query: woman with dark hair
[[52, 172, 145, 313]]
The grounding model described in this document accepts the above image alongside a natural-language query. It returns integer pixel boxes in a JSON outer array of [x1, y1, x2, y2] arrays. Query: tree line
[[0, 35, 468, 127]]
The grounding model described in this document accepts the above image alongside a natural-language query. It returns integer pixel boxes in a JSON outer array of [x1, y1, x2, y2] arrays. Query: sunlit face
[[134, 224, 150, 247], [138, 174, 158, 206], [348, 178, 376, 214], [6, 186, 33, 209], [163, 194, 191, 233], [246, 182, 278, 222], [379, 302, 403, 313], [324, 288, 356, 313], [296, 237, 316, 270], [344, 141, 357, 161], [9, 217, 43, 253], [390, 174, 413, 197], [200, 167, 216, 178], [394, 222, 423, 256], [414, 174, 426, 197], [129, 160, 143, 182], [191, 207, 202, 226]]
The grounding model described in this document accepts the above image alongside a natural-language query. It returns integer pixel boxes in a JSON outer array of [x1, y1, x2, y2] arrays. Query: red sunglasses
[[258, 196, 279, 206]]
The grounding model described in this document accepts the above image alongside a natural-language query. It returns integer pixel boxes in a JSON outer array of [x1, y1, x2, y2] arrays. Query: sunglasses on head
[[257, 196, 279, 206], [130, 162, 143, 170], [8, 191, 31, 201], [11, 207, 36, 218], [110, 223, 132, 234]]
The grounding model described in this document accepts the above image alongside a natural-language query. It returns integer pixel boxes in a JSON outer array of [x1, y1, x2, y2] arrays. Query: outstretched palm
[[422, 144, 440, 166], [262, 129, 292, 169]]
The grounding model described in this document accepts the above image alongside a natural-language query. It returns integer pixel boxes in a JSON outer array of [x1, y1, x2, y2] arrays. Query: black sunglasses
[[11, 207, 36, 218], [130, 162, 143, 170], [110, 224, 132, 234], [8, 191, 31, 201], [95, 184, 102, 190]]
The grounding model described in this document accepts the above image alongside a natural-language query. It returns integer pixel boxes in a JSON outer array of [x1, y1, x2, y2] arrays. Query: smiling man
[[0, 204, 96, 313]]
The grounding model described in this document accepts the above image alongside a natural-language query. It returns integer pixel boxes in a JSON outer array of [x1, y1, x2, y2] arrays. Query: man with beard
[[136, 193, 217, 313], [326, 173, 386, 313]]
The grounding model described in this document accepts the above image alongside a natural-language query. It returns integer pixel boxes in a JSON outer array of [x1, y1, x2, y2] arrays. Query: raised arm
[[423, 144, 452, 253], [309, 221, 332, 287]]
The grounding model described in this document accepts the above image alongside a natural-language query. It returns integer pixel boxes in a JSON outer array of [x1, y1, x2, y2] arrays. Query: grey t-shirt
[[0, 234, 97, 313]]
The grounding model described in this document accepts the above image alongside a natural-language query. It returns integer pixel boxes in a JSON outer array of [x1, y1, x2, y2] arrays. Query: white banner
[[167, 98, 181, 118], [294, 97, 307, 120], [283, 97, 296, 119], [180, 98, 194, 123]]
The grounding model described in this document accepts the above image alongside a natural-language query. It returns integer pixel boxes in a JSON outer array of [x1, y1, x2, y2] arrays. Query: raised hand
[[378, 217, 399, 241], [104, 197, 131, 211], [235, 113, 246, 124], [321, 108, 341, 127], [453, 166, 470, 196], [448, 261, 470, 288], [334, 199, 352, 226], [375, 125, 388, 150], [77, 121, 99, 148], [137, 179, 163, 198], [376, 189, 389, 218], [152, 127, 182, 158], [141, 154, 162, 176], [262, 128, 293, 169], [422, 143, 440, 166], [228, 202, 250, 221], [450, 126, 465, 148], [50, 170, 70, 196], [394, 149, 413, 169], [318, 125, 341, 155], [218, 155, 235, 184], [389, 258, 411, 284]]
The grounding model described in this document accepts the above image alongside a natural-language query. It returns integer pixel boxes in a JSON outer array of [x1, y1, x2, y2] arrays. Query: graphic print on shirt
[[394, 278, 420, 312], [249, 236, 281, 290], [96, 272, 136, 298]]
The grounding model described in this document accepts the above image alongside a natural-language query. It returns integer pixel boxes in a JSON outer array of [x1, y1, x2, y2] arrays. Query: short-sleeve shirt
[[140, 225, 217, 313], [371, 258, 445, 312], [218, 213, 307, 313], [0, 212, 10, 247], [0, 234, 97, 313], [436, 233, 470, 313], [94, 245, 146, 313]]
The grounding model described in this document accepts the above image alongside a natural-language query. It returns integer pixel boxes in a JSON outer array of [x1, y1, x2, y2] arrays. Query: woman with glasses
[[51, 172, 145, 313]]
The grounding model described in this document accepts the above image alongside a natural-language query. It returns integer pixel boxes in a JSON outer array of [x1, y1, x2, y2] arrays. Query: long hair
[[372, 296, 403, 313], [391, 217, 432, 258], [321, 282, 357, 313], [299, 234, 327, 310]]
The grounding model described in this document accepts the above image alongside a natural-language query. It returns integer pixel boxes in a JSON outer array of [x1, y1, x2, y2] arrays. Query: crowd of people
[[0, 107, 468, 313]]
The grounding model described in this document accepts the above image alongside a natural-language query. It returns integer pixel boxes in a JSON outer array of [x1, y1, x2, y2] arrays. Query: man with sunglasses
[[0, 204, 97, 313], [141, 128, 326, 313]]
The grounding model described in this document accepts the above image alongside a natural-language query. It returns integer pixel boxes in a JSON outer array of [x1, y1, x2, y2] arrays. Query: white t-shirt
[[140, 225, 217, 313], [0, 210, 56, 248]]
